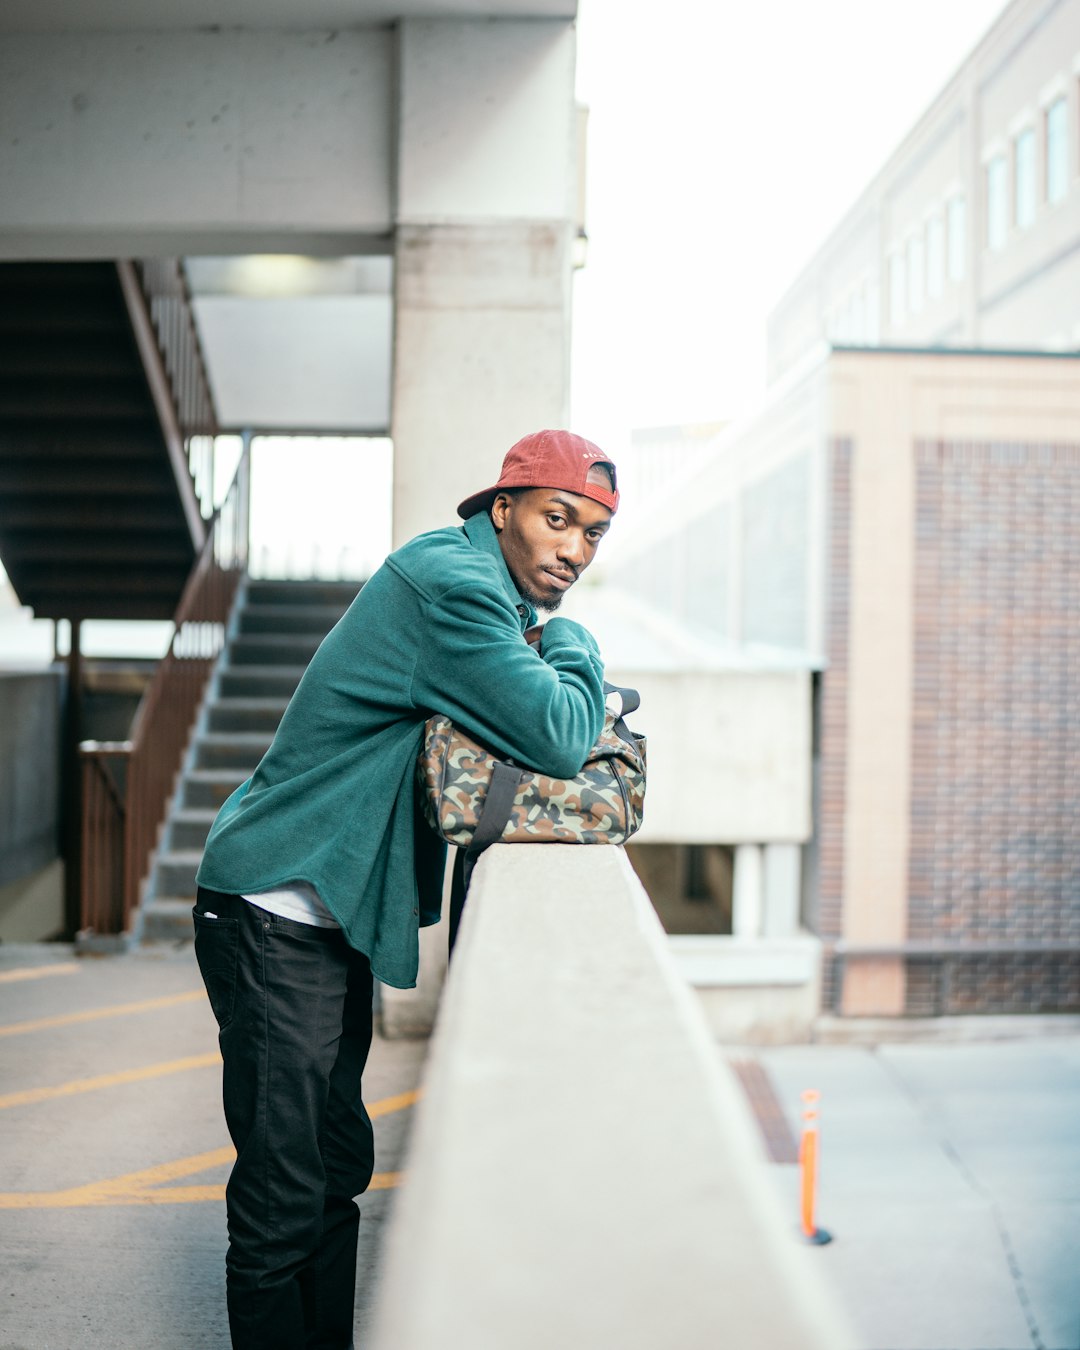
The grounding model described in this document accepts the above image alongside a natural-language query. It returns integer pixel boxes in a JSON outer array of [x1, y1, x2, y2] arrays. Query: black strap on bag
[[447, 680, 640, 954]]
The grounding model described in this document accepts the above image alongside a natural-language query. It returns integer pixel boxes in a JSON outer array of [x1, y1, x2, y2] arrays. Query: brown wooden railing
[[78, 443, 249, 939]]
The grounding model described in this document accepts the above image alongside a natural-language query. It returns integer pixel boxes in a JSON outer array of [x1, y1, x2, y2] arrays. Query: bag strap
[[459, 758, 527, 893], [604, 681, 640, 749], [604, 680, 640, 717]]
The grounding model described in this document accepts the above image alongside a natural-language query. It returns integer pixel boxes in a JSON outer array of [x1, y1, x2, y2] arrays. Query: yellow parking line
[[0, 963, 80, 985], [369, 1088, 420, 1118], [0, 1090, 417, 1209], [0, 1051, 222, 1110], [0, 989, 205, 1038]]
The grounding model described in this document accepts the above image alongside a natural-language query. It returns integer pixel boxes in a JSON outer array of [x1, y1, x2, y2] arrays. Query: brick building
[[592, 0, 1080, 1023]]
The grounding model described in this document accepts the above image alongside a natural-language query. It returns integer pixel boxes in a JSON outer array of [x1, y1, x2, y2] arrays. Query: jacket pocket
[[192, 908, 239, 1029]]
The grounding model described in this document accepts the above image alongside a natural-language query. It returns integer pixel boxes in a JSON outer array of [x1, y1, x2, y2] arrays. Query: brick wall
[[908, 440, 1080, 1014], [817, 438, 852, 1009]]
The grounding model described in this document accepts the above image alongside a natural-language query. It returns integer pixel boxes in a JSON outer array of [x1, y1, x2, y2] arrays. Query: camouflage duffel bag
[[417, 683, 646, 862]]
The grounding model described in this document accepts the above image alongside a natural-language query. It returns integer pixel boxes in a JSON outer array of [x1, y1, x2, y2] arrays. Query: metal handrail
[[122, 259, 220, 525], [78, 442, 249, 938]]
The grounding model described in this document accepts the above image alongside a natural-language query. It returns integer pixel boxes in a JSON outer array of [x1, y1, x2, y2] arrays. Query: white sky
[[570, 0, 1009, 452]]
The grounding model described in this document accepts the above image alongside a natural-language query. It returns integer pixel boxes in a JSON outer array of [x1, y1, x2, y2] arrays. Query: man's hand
[[523, 624, 545, 650]]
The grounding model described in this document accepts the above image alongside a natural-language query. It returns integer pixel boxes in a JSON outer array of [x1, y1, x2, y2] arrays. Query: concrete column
[[762, 843, 801, 939], [383, 17, 578, 1032], [732, 844, 764, 939], [390, 221, 573, 545]]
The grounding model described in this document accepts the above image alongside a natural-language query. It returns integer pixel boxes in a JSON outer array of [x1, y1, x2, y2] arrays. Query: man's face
[[491, 486, 612, 612]]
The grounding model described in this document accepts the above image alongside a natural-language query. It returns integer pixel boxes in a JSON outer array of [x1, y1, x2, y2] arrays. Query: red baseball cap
[[457, 429, 619, 520]]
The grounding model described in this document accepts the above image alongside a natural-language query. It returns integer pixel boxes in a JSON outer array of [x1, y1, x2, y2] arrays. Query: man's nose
[[557, 531, 586, 568]]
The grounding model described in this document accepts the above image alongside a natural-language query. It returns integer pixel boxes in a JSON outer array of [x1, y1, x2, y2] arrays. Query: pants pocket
[[193, 908, 240, 1029]]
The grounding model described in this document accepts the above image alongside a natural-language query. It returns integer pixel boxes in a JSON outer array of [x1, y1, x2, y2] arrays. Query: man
[[193, 428, 618, 1349]]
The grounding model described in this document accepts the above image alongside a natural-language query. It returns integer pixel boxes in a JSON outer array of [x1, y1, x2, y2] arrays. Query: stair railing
[[135, 259, 219, 516], [116, 259, 219, 547], [78, 441, 250, 940]]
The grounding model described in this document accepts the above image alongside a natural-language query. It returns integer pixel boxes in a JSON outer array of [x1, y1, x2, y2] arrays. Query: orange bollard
[[799, 1089, 833, 1245]]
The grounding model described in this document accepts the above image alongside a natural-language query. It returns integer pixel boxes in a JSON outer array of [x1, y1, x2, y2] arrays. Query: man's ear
[[490, 492, 512, 532]]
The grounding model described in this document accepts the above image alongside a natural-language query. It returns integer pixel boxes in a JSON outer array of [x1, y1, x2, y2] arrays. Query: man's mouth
[[543, 567, 577, 590]]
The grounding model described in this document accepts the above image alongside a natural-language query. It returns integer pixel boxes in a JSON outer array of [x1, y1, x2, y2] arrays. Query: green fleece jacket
[[195, 510, 606, 988]]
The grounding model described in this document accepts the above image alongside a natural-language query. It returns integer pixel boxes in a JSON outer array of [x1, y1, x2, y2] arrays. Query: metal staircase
[[140, 577, 363, 939], [0, 260, 212, 620]]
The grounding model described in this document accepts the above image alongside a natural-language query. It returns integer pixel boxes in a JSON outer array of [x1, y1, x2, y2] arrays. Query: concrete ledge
[[370, 845, 852, 1350], [813, 1012, 1080, 1045]]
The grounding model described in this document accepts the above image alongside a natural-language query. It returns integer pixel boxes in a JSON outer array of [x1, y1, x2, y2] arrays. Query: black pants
[[193, 887, 375, 1350]]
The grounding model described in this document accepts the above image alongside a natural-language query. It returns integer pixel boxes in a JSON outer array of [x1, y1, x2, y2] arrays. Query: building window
[[851, 286, 865, 343], [1046, 97, 1068, 204], [866, 279, 881, 343], [947, 195, 966, 280], [986, 155, 1008, 249], [1014, 128, 1036, 228], [889, 252, 906, 326], [907, 233, 925, 313], [927, 215, 945, 298]]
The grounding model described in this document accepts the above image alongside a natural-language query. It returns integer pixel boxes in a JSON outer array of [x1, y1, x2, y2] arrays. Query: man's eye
[[547, 515, 567, 528]]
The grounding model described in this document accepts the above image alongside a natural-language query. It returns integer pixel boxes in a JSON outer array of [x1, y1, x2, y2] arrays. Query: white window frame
[[925, 211, 945, 300], [983, 143, 1009, 251], [946, 191, 966, 283], [907, 231, 925, 314], [888, 250, 906, 328], [1012, 121, 1037, 229], [1042, 86, 1069, 206]]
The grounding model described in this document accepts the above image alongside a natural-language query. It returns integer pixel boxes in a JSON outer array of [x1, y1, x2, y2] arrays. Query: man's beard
[[519, 581, 564, 613]]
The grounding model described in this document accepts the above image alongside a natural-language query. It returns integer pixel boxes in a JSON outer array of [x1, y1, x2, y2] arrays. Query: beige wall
[[827, 349, 1080, 1013]]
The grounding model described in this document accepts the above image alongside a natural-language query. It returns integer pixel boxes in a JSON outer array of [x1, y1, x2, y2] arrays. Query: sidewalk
[[0, 942, 426, 1350], [747, 1037, 1080, 1350]]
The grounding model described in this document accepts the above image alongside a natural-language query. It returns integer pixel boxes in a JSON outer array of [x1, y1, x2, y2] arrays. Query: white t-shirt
[[243, 881, 339, 930]]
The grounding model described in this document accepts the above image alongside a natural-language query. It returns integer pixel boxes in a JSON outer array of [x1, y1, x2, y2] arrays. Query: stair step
[[0, 463, 176, 494], [0, 298, 128, 335], [0, 333, 137, 379], [7, 534, 192, 565], [208, 698, 290, 733], [238, 603, 349, 636], [0, 418, 161, 454], [0, 375, 153, 421], [0, 261, 121, 298], [141, 898, 199, 942], [167, 808, 219, 851], [153, 851, 203, 899], [228, 634, 322, 667], [182, 770, 249, 809], [15, 564, 189, 594], [194, 732, 274, 770], [217, 665, 308, 699], [246, 579, 364, 607], [0, 498, 187, 531]]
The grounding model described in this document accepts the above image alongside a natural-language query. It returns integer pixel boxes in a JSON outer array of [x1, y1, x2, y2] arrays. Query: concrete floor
[[0, 941, 426, 1350], [749, 1037, 1080, 1350]]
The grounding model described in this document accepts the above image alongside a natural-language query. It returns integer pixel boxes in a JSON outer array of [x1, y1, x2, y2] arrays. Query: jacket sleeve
[[410, 580, 605, 778]]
